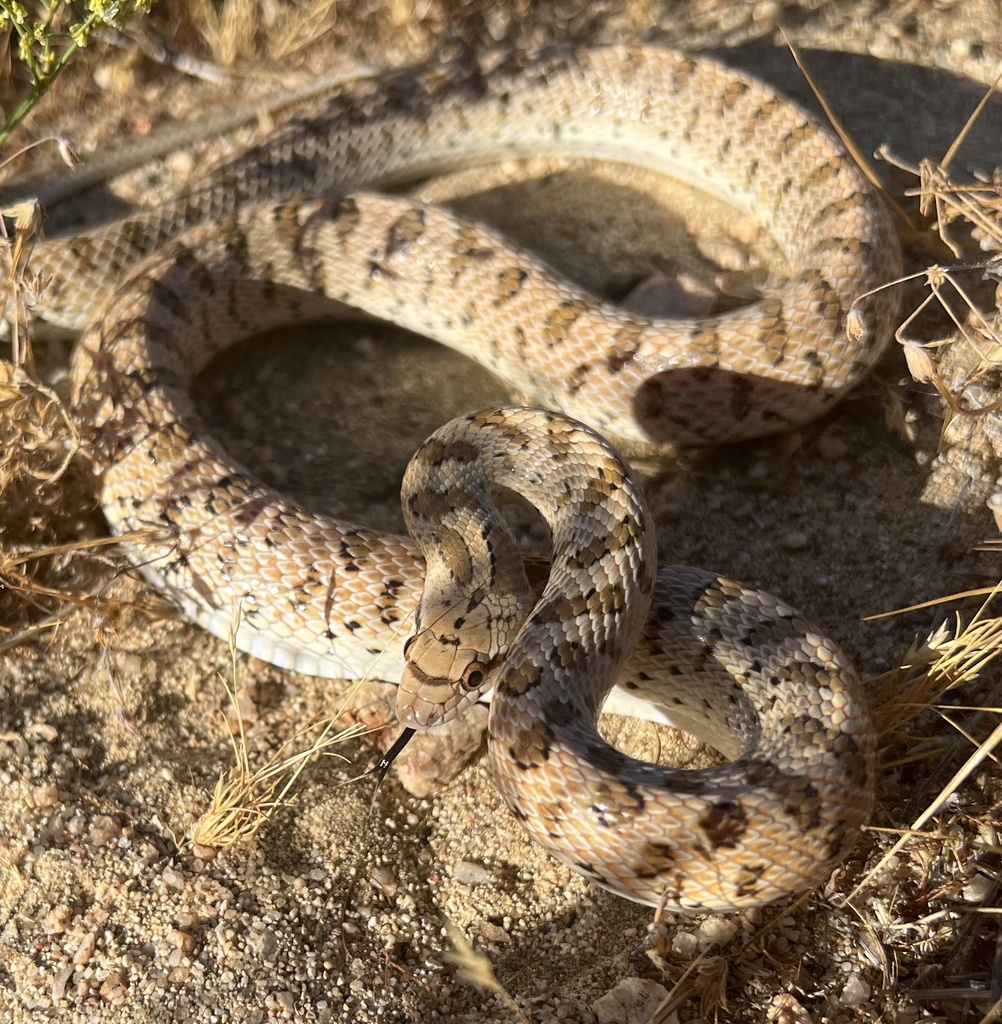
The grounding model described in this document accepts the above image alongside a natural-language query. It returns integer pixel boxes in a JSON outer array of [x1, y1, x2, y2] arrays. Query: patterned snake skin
[[397, 407, 874, 909], [48, 46, 895, 909]]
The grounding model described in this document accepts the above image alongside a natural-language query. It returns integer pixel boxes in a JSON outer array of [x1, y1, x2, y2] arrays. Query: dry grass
[[868, 592, 1002, 740], [191, 609, 371, 851], [840, 80, 1002, 1017], [878, 71, 1002, 454], [0, 181, 130, 648], [443, 923, 532, 1024], [861, 604, 1002, 909], [861, 97, 1002, 1006]]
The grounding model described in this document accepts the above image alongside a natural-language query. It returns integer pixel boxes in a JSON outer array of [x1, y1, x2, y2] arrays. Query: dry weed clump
[[851, 596, 1002, 1014], [0, 206, 175, 648], [191, 615, 372, 852], [878, 73, 1002, 474], [0, 199, 100, 644], [868, 592, 1002, 741], [756, 59, 1002, 1010]]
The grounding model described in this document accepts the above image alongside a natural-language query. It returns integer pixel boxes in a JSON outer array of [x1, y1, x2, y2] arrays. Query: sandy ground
[[3, 2, 1002, 1021]]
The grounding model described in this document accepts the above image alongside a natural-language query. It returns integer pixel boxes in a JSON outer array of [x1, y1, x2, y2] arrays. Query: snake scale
[[23, 46, 898, 910]]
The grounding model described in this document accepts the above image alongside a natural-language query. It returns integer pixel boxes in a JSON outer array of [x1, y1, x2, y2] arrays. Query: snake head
[[396, 628, 496, 728]]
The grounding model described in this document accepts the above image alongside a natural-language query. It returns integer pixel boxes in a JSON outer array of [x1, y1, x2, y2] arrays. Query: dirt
[[2, 2, 1002, 1022]]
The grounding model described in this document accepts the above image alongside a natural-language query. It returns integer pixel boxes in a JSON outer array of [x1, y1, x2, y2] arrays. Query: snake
[[20, 45, 896, 910], [398, 406, 875, 909]]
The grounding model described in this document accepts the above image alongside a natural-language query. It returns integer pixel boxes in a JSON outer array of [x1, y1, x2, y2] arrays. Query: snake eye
[[461, 662, 488, 691]]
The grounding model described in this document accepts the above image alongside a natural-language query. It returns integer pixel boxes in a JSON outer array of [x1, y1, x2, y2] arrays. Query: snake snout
[[395, 692, 446, 729]]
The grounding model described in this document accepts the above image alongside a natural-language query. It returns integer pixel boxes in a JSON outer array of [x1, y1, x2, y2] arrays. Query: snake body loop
[[398, 407, 873, 910], [51, 46, 890, 909], [50, 47, 901, 448]]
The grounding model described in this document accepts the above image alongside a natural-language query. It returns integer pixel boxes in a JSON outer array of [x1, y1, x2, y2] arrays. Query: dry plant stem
[[919, 68, 1002, 257], [848, 714, 1002, 904], [884, 262, 1002, 446], [444, 924, 531, 1024], [192, 606, 371, 850], [780, 26, 914, 233], [0, 198, 44, 366], [937, 706, 1002, 767], [0, 612, 63, 654], [866, 587, 1002, 618], [0, 531, 162, 598], [875, 70, 1002, 257], [650, 949, 720, 1022]]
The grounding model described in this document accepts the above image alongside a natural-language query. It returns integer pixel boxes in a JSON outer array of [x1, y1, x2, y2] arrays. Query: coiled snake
[[25, 46, 897, 909]]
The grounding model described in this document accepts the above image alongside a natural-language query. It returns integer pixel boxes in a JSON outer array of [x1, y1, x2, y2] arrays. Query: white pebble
[[50, 966, 73, 1002], [451, 860, 492, 885], [592, 978, 669, 1024], [841, 974, 870, 1007], [72, 931, 97, 966]]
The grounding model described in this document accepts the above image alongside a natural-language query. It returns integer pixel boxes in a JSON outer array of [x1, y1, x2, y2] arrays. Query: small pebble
[[32, 784, 59, 809], [962, 872, 994, 903], [781, 530, 808, 551], [167, 929, 197, 954], [161, 866, 185, 890], [248, 926, 279, 962], [50, 966, 73, 1002], [100, 970, 128, 1006], [139, 842, 161, 865], [72, 932, 97, 966], [26, 722, 58, 742], [43, 906, 73, 935], [369, 865, 398, 895], [592, 977, 669, 1024], [841, 974, 870, 1007], [478, 921, 510, 943], [697, 918, 737, 948], [672, 930, 698, 958], [88, 815, 121, 846], [452, 860, 492, 886]]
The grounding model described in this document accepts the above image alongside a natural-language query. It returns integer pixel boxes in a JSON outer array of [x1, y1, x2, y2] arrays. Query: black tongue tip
[[376, 727, 416, 781]]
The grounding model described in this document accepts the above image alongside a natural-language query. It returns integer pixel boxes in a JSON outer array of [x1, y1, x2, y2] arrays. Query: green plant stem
[[0, 34, 84, 147], [0, 3, 153, 148]]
